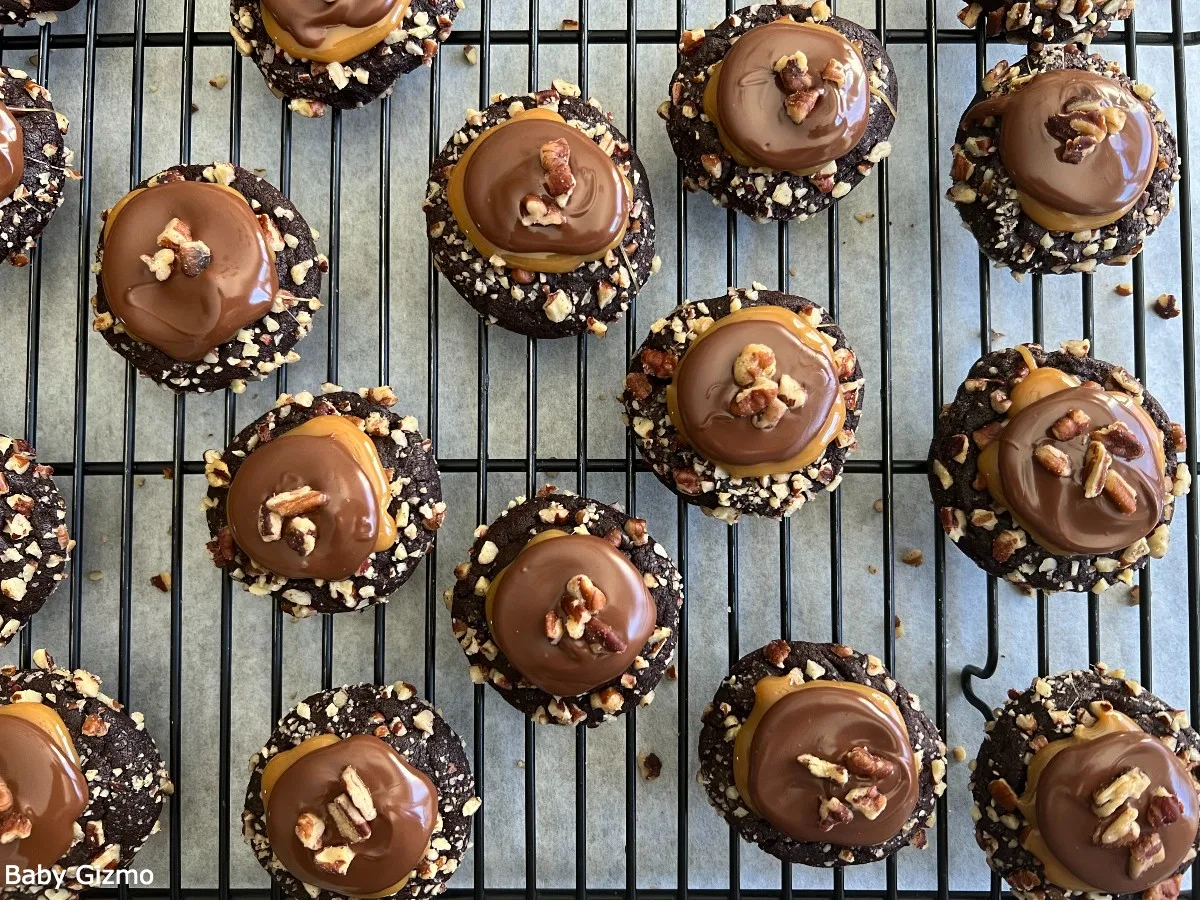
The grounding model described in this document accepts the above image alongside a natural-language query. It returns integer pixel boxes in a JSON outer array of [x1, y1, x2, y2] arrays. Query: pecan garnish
[[154, 217, 211, 277], [729, 380, 778, 418], [845, 785, 887, 820], [1083, 440, 1113, 499], [797, 753, 849, 785], [1104, 470, 1139, 515], [519, 193, 565, 227], [539, 138, 576, 206], [265, 486, 329, 518], [544, 610, 564, 644], [1093, 766, 1152, 817], [284, 516, 317, 557], [777, 373, 807, 409], [0, 777, 10, 814], [1047, 106, 1110, 164], [1093, 421, 1145, 460], [843, 746, 895, 780], [1092, 804, 1141, 847], [640, 348, 677, 379], [313, 845, 355, 875], [1034, 444, 1072, 477], [817, 796, 853, 831], [732, 343, 777, 387], [773, 52, 824, 125], [1129, 832, 1166, 879], [1147, 789, 1185, 829], [295, 812, 325, 851], [341, 766, 377, 821], [0, 810, 32, 844], [583, 617, 628, 653], [328, 793, 372, 844], [988, 778, 1019, 812], [1049, 408, 1091, 441]]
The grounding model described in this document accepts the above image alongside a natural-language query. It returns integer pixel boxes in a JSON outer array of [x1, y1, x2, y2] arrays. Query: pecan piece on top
[[1048, 407, 1091, 441], [1093, 421, 1145, 460], [843, 745, 895, 780], [1082, 440, 1112, 500]]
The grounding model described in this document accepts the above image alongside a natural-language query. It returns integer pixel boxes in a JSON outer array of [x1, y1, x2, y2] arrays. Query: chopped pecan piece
[[341, 766, 377, 821], [773, 51, 812, 92], [176, 239, 212, 277], [295, 812, 325, 851], [729, 379, 778, 418], [845, 785, 886, 820], [753, 396, 789, 430], [776, 373, 807, 409], [988, 778, 1019, 812], [1129, 832, 1166, 879], [624, 372, 652, 401], [843, 746, 895, 780], [141, 248, 175, 281], [640, 348, 677, 379], [785, 89, 822, 125], [157, 217, 192, 247], [1093, 421, 1145, 460], [284, 517, 317, 556], [313, 845, 355, 875], [328, 793, 372, 844], [564, 573, 607, 613], [544, 610, 564, 644], [1083, 440, 1113, 499], [1049, 408, 1091, 441], [1104, 470, 1139, 515], [1034, 444, 1072, 477], [817, 796, 853, 831], [519, 193, 565, 227], [265, 486, 329, 518], [732, 343, 777, 386], [1093, 766, 1152, 817], [0, 777, 10, 814], [1147, 789, 1184, 829], [1153, 293, 1180, 320], [0, 810, 32, 843], [1093, 804, 1141, 847], [797, 753, 848, 785], [539, 138, 575, 205], [583, 617, 628, 653]]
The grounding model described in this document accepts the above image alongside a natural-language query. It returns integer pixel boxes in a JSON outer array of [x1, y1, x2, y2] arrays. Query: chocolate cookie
[[92, 162, 324, 393], [0, 649, 171, 898], [0, 436, 72, 650], [449, 489, 682, 728], [231, 0, 461, 118], [662, 2, 896, 222], [957, 0, 1134, 43], [930, 341, 1188, 594], [424, 86, 658, 339], [0, 0, 77, 27], [243, 682, 479, 900], [699, 640, 944, 866], [0, 67, 74, 266], [204, 386, 445, 617], [972, 666, 1200, 900], [948, 46, 1178, 277], [622, 287, 863, 522]]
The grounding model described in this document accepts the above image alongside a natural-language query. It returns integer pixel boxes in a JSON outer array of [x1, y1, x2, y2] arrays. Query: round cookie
[[622, 287, 863, 522], [0, 67, 74, 266], [0, 649, 171, 899], [242, 682, 479, 900], [231, 0, 461, 118], [0, 0, 78, 27], [449, 489, 682, 728], [203, 386, 445, 617], [929, 342, 1188, 594], [663, 3, 896, 222], [424, 86, 658, 339], [92, 162, 324, 393], [971, 666, 1200, 900], [948, 46, 1178, 277], [0, 436, 72, 650], [957, 0, 1134, 43], [699, 640, 944, 866]]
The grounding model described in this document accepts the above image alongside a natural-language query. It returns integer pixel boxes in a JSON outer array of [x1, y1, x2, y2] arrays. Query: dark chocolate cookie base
[[92, 163, 324, 393], [698, 640, 944, 866], [450, 489, 683, 728], [958, 0, 1134, 43], [231, 1, 460, 116], [971, 667, 1200, 899], [664, 4, 897, 222], [948, 46, 1178, 276], [243, 683, 478, 900], [622, 287, 863, 522], [0, 66, 72, 265], [204, 388, 444, 616], [0, 0, 77, 27], [0, 652, 170, 900], [929, 343, 1186, 593], [0, 436, 72, 649], [425, 89, 658, 339]]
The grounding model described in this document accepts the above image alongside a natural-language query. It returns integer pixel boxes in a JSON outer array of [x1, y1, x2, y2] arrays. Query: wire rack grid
[[0, 1, 1197, 899]]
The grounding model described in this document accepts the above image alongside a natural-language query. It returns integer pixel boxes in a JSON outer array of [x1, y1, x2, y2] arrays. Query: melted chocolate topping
[[0, 102, 24, 199], [488, 533, 656, 698], [1036, 731, 1198, 894], [101, 180, 278, 362], [0, 716, 89, 870], [746, 684, 918, 846], [671, 310, 841, 472], [964, 69, 1157, 221], [995, 384, 1164, 555], [459, 115, 628, 259], [227, 431, 381, 582], [262, 0, 399, 49], [266, 735, 438, 896], [713, 20, 870, 171]]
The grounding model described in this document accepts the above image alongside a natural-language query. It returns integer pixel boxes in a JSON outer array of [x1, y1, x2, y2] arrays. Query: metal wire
[[3, 1, 1195, 898]]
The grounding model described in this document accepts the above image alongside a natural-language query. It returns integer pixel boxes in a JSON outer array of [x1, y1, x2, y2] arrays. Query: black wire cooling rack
[[1, 1, 1198, 898]]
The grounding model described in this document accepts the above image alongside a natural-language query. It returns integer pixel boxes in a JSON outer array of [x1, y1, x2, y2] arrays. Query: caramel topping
[[702, 21, 870, 173], [101, 180, 278, 362], [265, 734, 438, 898], [261, 0, 409, 64], [446, 108, 630, 274], [963, 69, 1158, 231], [485, 531, 655, 698], [667, 306, 845, 478], [0, 712, 89, 870], [227, 415, 396, 582], [1017, 710, 1199, 894], [732, 677, 917, 846], [977, 368, 1165, 556], [0, 102, 24, 199]]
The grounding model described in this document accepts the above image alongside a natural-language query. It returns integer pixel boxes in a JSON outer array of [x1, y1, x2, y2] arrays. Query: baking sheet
[[0, 0, 1198, 892]]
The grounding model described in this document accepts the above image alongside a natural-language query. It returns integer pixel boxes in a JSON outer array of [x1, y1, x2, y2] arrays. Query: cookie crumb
[[872, 498, 884, 513], [894, 615, 905, 638], [900, 548, 924, 567], [1129, 585, 1141, 606], [463, 45, 478, 65], [1153, 293, 1180, 320], [638, 752, 662, 781], [952, 745, 967, 762], [666, 664, 677, 680], [150, 572, 171, 593], [1115, 282, 1133, 296], [162, 466, 173, 480], [208, 73, 228, 90], [561, 18, 580, 30]]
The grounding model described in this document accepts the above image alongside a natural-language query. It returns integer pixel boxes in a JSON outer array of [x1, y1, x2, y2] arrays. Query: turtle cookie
[[0, 1, 78, 28], [449, 489, 682, 727], [424, 86, 658, 339], [622, 287, 863, 522], [0, 67, 74, 265], [0, 436, 72, 650], [231, 0, 461, 118], [662, 2, 896, 222], [930, 341, 1189, 593], [93, 163, 324, 392], [957, 0, 1134, 43], [243, 682, 479, 900], [948, 46, 1177, 276], [699, 640, 944, 865], [0, 650, 171, 899], [972, 666, 1200, 900], [203, 387, 445, 617]]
